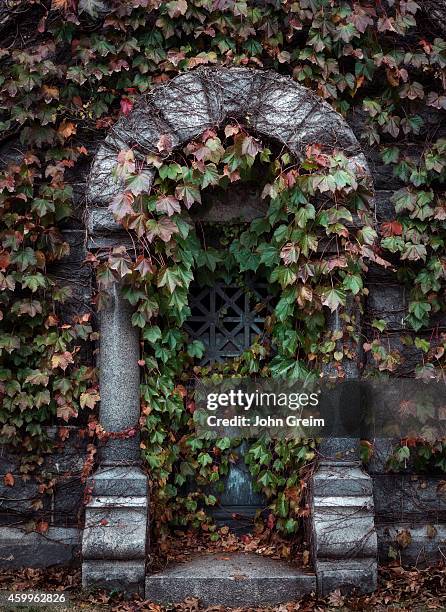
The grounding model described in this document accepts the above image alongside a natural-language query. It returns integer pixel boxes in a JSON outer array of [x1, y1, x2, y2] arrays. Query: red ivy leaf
[[120, 97, 133, 116], [3, 473, 14, 487], [381, 220, 403, 237], [157, 134, 173, 154], [109, 191, 135, 221]]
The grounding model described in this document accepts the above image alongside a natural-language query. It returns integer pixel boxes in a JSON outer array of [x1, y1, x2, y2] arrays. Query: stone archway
[[86, 66, 372, 248], [82, 67, 377, 601]]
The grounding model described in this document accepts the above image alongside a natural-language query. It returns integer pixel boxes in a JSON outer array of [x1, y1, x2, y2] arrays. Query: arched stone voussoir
[[86, 140, 156, 207], [290, 104, 361, 156], [146, 70, 222, 144], [109, 103, 181, 157], [87, 142, 125, 207]]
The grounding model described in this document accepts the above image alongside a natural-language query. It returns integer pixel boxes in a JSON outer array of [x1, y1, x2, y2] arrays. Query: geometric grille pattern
[[183, 280, 272, 365]]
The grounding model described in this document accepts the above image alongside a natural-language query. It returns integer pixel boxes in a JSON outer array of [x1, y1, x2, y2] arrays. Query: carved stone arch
[[86, 66, 373, 247], [82, 67, 377, 599]]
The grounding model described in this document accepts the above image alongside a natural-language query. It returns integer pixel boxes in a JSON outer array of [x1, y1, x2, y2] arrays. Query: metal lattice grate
[[183, 280, 272, 365]]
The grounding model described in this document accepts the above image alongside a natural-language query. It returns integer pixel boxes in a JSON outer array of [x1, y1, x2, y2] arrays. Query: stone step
[[145, 552, 316, 606]]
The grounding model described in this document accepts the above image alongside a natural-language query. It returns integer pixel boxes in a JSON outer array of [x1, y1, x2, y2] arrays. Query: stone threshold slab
[[145, 552, 316, 606]]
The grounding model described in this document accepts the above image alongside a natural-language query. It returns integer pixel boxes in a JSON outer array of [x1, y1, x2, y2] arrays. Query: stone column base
[[311, 460, 378, 595], [81, 466, 148, 596]]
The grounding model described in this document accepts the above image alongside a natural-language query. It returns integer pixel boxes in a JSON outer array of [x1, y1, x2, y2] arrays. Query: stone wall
[[368, 439, 446, 565], [0, 427, 87, 567]]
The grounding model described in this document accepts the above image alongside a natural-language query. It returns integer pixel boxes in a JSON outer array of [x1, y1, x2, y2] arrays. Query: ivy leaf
[[343, 274, 363, 295], [381, 220, 403, 237], [275, 296, 295, 322], [258, 243, 279, 267], [372, 319, 387, 332], [126, 171, 153, 196], [146, 217, 178, 242], [357, 226, 377, 245], [175, 183, 201, 208], [24, 370, 49, 386], [241, 135, 262, 157], [31, 198, 55, 217], [187, 340, 205, 359], [295, 203, 315, 228], [313, 174, 337, 193], [21, 273, 47, 292], [216, 437, 231, 450], [400, 81, 424, 100], [132, 312, 147, 328], [156, 195, 181, 216], [109, 191, 135, 221], [143, 326, 162, 344], [415, 337, 430, 353], [401, 243, 427, 261], [321, 288, 346, 312], [80, 389, 100, 409], [196, 249, 222, 272], [270, 266, 297, 288], [157, 267, 183, 293], [201, 164, 220, 188], [11, 248, 37, 272], [51, 351, 74, 371], [280, 242, 300, 265], [381, 147, 400, 165]]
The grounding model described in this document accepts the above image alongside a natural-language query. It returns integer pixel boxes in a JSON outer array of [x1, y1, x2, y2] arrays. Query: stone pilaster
[[310, 302, 377, 595], [82, 282, 148, 595]]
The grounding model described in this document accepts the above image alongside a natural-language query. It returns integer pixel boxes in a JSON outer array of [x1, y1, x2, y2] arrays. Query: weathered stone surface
[[82, 496, 148, 560], [86, 207, 133, 250], [0, 527, 80, 568], [366, 438, 397, 473], [191, 183, 268, 223], [0, 477, 43, 515], [0, 427, 88, 475], [313, 500, 377, 558], [373, 474, 446, 522], [314, 464, 372, 497], [50, 230, 92, 321], [87, 143, 124, 206], [202, 66, 258, 119], [150, 71, 217, 143], [361, 148, 404, 190], [366, 285, 408, 331], [250, 73, 319, 148], [374, 189, 396, 221], [110, 105, 179, 154], [146, 553, 316, 605], [82, 559, 145, 595], [316, 559, 377, 596], [376, 523, 446, 565], [89, 466, 148, 497], [292, 105, 360, 155], [318, 438, 360, 462], [53, 478, 85, 527], [98, 282, 140, 464]]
